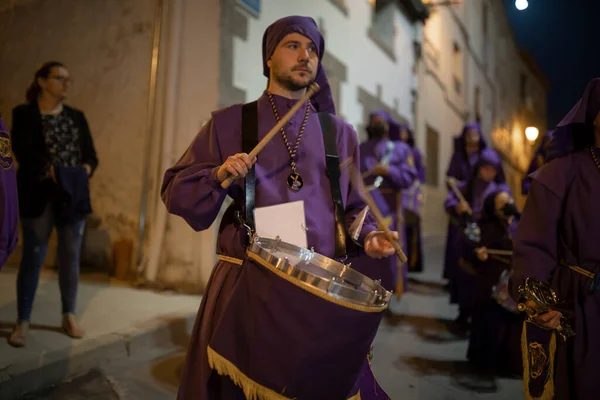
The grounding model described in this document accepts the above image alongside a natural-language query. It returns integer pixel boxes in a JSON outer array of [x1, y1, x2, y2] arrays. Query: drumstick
[[221, 82, 321, 189], [446, 176, 473, 215], [348, 163, 408, 264]]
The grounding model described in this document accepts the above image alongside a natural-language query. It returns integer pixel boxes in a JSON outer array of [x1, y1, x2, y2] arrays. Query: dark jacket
[[10, 102, 98, 218]]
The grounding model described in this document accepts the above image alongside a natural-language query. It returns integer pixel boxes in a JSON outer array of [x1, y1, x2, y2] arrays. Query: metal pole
[[137, 0, 164, 266]]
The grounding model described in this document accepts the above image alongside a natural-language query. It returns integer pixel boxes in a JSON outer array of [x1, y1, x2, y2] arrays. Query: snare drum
[[247, 236, 392, 309], [208, 236, 392, 400]]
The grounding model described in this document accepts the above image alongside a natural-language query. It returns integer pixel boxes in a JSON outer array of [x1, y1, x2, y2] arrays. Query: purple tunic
[[0, 116, 19, 268], [510, 150, 600, 399], [465, 193, 522, 375], [443, 125, 507, 282], [348, 138, 417, 292], [162, 93, 379, 399], [444, 177, 509, 310]]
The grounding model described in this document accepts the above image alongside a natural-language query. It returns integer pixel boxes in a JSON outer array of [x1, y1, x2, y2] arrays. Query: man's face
[[368, 115, 389, 139], [465, 128, 480, 146], [267, 33, 318, 91], [478, 164, 497, 182]]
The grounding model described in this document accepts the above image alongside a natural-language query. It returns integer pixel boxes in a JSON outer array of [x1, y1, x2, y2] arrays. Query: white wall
[[0, 0, 156, 264]]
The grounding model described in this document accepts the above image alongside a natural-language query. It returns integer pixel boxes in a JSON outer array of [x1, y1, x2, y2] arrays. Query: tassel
[[521, 321, 556, 400], [208, 346, 363, 400]]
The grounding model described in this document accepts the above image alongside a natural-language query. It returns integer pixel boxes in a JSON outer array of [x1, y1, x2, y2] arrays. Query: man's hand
[[475, 246, 488, 261], [50, 166, 57, 183], [372, 163, 389, 177], [83, 164, 92, 177], [217, 153, 257, 182], [526, 300, 563, 329], [364, 230, 398, 259], [455, 201, 469, 215]]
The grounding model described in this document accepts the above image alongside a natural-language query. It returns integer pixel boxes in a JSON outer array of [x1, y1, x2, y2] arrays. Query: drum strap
[[240, 102, 347, 258], [318, 112, 348, 259], [242, 101, 259, 232]]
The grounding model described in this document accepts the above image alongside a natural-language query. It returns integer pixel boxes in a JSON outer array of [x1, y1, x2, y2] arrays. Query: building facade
[[0, 0, 546, 290]]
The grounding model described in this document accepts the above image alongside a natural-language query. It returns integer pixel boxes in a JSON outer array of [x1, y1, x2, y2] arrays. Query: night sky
[[503, 0, 600, 128]]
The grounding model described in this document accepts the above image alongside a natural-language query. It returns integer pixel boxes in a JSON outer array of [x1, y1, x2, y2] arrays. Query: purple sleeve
[[0, 123, 19, 268], [444, 189, 460, 216], [385, 145, 417, 189], [509, 180, 560, 299], [161, 117, 230, 231]]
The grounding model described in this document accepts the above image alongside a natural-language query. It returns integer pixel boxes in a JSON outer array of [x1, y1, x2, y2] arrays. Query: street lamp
[[515, 0, 529, 11], [525, 127, 539, 142]]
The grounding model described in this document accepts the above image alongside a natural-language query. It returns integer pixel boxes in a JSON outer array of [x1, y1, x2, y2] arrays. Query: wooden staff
[[348, 162, 408, 264], [446, 176, 472, 215], [220, 82, 321, 189], [486, 249, 513, 256]]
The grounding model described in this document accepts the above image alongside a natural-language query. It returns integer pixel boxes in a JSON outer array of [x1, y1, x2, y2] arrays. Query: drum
[[208, 235, 392, 400], [247, 236, 392, 308]]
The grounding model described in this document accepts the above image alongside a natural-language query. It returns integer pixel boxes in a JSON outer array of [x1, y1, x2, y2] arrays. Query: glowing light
[[515, 0, 529, 11], [525, 127, 539, 142]]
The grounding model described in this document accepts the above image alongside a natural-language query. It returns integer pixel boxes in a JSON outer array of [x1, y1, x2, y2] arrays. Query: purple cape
[[547, 78, 600, 162], [0, 116, 19, 269]]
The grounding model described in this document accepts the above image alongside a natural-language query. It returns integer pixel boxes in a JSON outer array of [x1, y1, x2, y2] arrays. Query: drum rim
[[248, 236, 392, 308]]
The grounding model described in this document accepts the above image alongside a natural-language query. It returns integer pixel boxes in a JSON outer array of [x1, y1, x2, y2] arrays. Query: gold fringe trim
[[347, 391, 362, 400], [207, 346, 291, 400], [208, 346, 362, 400], [217, 254, 244, 265], [521, 321, 556, 400], [247, 251, 387, 313]]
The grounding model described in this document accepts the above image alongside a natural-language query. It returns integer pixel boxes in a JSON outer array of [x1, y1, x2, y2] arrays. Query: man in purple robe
[[510, 78, 600, 400], [0, 115, 19, 269], [162, 16, 398, 400], [521, 130, 553, 195], [398, 124, 426, 273], [348, 111, 417, 297], [444, 148, 509, 333], [443, 123, 488, 286], [456, 190, 522, 392]]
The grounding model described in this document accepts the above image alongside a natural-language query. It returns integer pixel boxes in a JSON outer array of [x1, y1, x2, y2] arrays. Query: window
[[452, 42, 463, 95], [425, 125, 439, 186], [369, 0, 397, 60]]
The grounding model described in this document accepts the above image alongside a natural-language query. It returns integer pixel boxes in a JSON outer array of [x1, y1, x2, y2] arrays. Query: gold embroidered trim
[[217, 254, 244, 265], [246, 250, 388, 313], [208, 345, 363, 400], [521, 321, 556, 400]]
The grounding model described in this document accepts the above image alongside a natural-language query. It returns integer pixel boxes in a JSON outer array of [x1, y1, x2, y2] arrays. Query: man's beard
[[272, 68, 314, 91]]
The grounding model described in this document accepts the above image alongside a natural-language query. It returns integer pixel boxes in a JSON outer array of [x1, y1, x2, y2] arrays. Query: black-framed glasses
[[50, 76, 72, 84]]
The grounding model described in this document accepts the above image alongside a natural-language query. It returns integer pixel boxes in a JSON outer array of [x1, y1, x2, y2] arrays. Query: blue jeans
[[16, 204, 86, 321]]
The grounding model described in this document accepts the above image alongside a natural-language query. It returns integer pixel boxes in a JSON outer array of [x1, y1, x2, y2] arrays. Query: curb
[[0, 312, 196, 400]]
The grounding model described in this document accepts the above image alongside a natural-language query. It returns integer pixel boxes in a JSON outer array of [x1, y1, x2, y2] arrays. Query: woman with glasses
[[8, 61, 98, 347]]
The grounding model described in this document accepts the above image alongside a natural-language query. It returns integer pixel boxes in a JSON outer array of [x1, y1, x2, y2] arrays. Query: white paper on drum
[[254, 200, 308, 249]]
